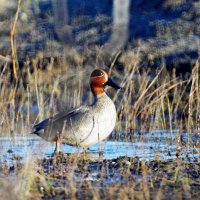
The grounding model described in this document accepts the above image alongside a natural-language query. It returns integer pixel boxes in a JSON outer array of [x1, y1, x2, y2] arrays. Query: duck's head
[[90, 69, 121, 96]]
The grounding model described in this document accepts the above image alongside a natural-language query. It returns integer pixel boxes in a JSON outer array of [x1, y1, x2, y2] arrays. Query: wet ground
[[0, 130, 199, 199]]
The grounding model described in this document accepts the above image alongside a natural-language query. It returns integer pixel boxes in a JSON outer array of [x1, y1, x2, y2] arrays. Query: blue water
[[0, 130, 199, 166]]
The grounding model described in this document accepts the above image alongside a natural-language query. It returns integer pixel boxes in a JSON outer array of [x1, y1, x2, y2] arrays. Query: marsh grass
[[0, 48, 199, 198], [1, 50, 199, 135], [116, 53, 200, 135], [1, 153, 199, 199]]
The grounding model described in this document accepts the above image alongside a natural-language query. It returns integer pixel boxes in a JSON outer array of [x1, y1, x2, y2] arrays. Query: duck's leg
[[53, 133, 61, 156], [98, 150, 103, 159], [55, 138, 60, 154], [98, 142, 103, 159]]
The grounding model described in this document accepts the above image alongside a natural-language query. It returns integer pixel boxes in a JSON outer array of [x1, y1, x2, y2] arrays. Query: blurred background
[[0, 0, 199, 69]]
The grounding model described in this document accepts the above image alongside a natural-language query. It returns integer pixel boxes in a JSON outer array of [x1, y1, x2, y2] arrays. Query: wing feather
[[32, 106, 86, 134]]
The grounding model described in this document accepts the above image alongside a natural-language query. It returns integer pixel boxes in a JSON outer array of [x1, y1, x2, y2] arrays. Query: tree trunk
[[52, 0, 73, 44], [102, 0, 130, 62]]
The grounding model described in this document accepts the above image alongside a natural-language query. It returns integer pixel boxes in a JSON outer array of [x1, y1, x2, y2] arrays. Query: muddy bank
[[38, 154, 200, 199], [1, 153, 199, 199]]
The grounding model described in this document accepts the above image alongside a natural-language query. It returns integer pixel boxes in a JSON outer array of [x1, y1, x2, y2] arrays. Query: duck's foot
[[98, 150, 103, 157], [53, 135, 61, 156], [51, 150, 60, 158]]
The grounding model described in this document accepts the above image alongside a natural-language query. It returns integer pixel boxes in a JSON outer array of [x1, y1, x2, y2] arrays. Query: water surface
[[0, 130, 199, 166]]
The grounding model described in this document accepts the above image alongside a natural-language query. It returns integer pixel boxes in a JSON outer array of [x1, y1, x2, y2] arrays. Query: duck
[[31, 68, 121, 154]]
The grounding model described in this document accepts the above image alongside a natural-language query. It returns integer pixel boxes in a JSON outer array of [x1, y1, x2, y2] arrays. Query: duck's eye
[[91, 70, 104, 77]]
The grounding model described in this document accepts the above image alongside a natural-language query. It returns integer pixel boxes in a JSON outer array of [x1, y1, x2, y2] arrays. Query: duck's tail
[[31, 118, 49, 135]]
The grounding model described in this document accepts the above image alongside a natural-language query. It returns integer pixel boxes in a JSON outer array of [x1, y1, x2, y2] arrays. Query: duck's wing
[[52, 106, 85, 122], [31, 106, 87, 134]]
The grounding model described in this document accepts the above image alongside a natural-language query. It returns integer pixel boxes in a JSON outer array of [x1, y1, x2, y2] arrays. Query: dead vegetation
[[0, 0, 199, 199]]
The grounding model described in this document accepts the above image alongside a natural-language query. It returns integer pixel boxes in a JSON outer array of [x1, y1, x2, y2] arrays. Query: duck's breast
[[92, 97, 116, 141], [62, 95, 117, 147]]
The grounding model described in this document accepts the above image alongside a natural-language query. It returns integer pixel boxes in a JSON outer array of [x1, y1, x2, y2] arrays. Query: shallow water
[[0, 130, 199, 166]]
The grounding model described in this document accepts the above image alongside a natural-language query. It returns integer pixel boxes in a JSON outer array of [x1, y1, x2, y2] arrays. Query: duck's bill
[[105, 77, 121, 89]]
